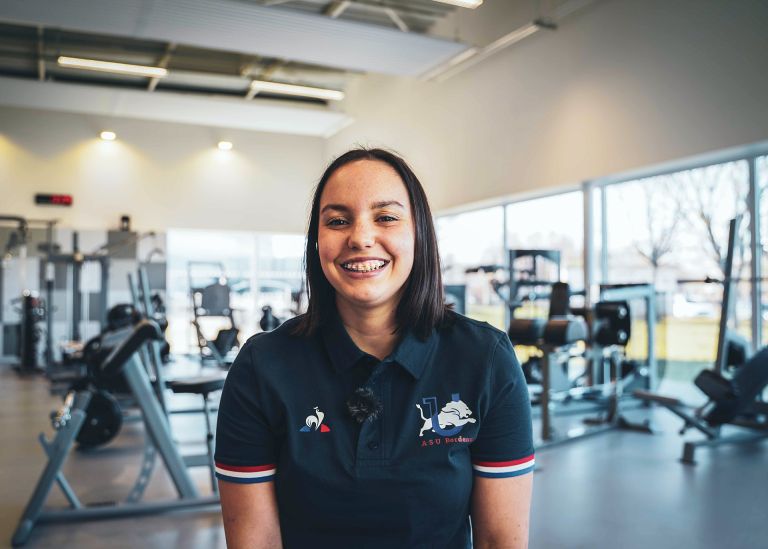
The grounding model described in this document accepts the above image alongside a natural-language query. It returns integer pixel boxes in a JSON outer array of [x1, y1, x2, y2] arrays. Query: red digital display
[[35, 194, 73, 206]]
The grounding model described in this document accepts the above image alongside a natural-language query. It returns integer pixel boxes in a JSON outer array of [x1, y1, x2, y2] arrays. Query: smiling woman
[[298, 148, 447, 342], [316, 159, 416, 344], [214, 148, 534, 549]]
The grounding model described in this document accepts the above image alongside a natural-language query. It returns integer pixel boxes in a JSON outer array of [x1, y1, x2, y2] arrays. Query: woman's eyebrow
[[371, 200, 405, 210], [320, 200, 404, 214]]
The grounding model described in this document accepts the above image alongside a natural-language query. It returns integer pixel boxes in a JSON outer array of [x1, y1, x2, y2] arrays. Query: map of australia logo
[[416, 393, 476, 437], [299, 406, 331, 433]]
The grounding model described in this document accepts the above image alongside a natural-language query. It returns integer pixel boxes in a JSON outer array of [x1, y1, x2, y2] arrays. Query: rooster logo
[[299, 406, 331, 433]]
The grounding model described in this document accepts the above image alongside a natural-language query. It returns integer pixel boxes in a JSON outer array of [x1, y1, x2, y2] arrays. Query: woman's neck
[[336, 299, 400, 361]]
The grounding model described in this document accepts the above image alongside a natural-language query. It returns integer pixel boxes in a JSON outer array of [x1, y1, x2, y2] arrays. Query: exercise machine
[[1, 216, 56, 372], [633, 216, 768, 463], [11, 320, 223, 546], [188, 261, 240, 367], [509, 282, 652, 447], [634, 350, 768, 464]]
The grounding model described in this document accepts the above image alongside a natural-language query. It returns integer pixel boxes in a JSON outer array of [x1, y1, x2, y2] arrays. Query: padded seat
[[543, 317, 588, 346], [508, 318, 547, 345], [167, 376, 226, 395]]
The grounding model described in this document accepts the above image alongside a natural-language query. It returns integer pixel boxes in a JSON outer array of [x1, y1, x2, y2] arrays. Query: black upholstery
[[508, 318, 548, 345], [543, 317, 588, 345], [167, 376, 226, 395], [548, 282, 571, 318], [702, 346, 768, 425]]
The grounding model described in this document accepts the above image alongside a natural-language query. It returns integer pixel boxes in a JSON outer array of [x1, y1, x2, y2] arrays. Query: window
[[506, 191, 584, 289], [166, 229, 304, 355], [436, 207, 505, 329], [603, 161, 750, 383], [758, 155, 768, 345]]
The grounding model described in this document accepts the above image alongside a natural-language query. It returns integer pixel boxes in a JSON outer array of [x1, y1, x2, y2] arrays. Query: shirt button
[[367, 441, 379, 450]]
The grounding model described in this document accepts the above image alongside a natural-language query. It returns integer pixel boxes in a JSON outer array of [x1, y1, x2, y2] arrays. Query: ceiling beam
[[324, 1, 350, 18], [384, 8, 409, 32], [36, 26, 45, 81], [0, 75, 353, 137], [148, 42, 175, 91]]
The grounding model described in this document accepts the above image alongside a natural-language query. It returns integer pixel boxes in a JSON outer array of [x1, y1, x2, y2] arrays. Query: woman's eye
[[327, 218, 348, 226], [378, 215, 398, 222]]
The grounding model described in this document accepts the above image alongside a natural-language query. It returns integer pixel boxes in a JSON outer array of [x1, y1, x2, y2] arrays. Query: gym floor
[[2, 361, 766, 549]]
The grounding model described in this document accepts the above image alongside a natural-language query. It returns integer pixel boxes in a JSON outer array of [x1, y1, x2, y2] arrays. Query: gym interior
[[1, 0, 767, 547]]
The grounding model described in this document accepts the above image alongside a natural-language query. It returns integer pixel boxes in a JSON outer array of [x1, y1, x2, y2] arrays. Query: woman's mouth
[[341, 260, 389, 273]]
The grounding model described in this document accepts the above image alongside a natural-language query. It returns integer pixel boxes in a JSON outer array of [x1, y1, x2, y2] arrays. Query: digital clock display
[[35, 194, 73, 206]]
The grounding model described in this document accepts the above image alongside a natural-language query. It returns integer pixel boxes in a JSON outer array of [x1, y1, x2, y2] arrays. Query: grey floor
[[1, 360, 767, 549]]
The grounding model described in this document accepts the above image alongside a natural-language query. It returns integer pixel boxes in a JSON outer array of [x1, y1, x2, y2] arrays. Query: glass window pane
[[758, 155, 768, 345], [436, 207, 505, 329], [166, 230, 305, 355], [604, 160, 750, 385], [505, 191, 584, 290], [255, 233, 305, 321]]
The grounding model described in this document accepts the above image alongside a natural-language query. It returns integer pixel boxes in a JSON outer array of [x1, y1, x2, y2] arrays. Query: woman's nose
[[347, 220, 375, 249]]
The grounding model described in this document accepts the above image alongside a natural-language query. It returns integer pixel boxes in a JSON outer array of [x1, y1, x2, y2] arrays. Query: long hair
[[293, 148, 448, 340]]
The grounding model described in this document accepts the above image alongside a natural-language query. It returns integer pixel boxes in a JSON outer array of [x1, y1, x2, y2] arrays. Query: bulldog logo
[[416, 393, 476, 437]]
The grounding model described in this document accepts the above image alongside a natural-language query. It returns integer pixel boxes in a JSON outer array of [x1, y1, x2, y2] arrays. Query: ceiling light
[[58, 56, 168, 78], [100, 131, 116, 141], [249, 80, 344, 101], [217, 141, 233, 151], [432, 0, 483, 8]]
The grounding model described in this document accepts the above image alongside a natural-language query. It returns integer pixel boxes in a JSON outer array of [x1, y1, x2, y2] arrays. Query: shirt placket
[[355, 360, 390, 468]]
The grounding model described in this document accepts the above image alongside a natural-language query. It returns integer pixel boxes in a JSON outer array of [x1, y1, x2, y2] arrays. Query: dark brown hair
[[293, 148, 448, 339]]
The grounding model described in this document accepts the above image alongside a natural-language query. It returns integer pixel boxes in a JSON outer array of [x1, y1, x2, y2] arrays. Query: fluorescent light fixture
[[249, 80, 345, 101], [432, 0, 483, 8], [217, 141, 233, 151], [100, 131, 116, 141], [58, 56, 168, 78]]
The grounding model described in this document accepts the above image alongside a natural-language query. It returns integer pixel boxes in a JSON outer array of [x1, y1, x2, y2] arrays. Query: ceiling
[[0, 0, 471, 136]]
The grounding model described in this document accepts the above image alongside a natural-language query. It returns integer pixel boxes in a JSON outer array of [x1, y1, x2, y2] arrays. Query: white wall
[[0, 107, 325, 233], [329, 0, 768, 212]]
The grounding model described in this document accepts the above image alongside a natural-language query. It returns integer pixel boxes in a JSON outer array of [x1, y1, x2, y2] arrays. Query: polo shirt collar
[[320, 307, 437, 380]]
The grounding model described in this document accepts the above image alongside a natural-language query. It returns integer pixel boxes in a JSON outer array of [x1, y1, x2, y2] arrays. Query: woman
[[215, 148, 534, 548]]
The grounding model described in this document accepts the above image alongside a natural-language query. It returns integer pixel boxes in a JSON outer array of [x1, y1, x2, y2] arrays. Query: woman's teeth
[[342, 260, 387, 272]]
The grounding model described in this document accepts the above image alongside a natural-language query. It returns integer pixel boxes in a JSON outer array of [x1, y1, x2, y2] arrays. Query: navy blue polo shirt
[[215, 309, 534, 548]]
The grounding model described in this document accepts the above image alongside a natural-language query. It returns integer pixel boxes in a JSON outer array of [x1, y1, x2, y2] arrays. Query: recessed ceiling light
[[432, 0, 483, 8], [100, 131, 117, 141], [218, 141, 233, 151], [58, 56, 168, 78], [249, 80, 344, 101]]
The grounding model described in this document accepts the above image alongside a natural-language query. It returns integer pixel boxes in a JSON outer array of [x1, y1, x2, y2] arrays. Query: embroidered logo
[[416, 393, 476, 437], [299, 406, 331, 433]]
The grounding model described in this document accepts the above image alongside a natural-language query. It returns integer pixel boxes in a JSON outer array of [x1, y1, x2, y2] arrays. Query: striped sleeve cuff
[[215, 462, 276, 484], [472, 454, 535, 478]]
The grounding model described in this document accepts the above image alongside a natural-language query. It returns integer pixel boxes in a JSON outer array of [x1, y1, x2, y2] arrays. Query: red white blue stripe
[[472, 455, 535, 478], [215, 462, 276, 484]]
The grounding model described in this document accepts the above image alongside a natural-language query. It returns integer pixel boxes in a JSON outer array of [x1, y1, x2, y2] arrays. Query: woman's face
[[317, 159, 415, 316]]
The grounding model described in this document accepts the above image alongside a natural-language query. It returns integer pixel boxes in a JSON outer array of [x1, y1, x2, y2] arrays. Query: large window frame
[[435, 141, 768, 352]]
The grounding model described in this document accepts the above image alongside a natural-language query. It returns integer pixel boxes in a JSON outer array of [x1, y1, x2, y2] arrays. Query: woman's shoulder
[[229, 315, 318, 381], [240, 314, 311, 353]]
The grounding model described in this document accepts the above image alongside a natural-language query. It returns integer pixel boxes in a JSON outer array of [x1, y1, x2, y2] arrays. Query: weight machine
[[633, 216, 768, 463], [0, 215, 56, 372], [188, 261, 240, 367], [11, 320, 223, 547], [508, 282, 653, 448]]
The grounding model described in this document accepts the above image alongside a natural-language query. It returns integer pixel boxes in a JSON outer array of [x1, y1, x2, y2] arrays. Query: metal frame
[[599, 283, 657, 391], [11, 328, 219, 547], [536, 339, 653, 450]]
